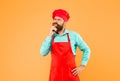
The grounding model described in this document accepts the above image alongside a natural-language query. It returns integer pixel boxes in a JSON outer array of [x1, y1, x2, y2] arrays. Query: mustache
[[52, 22, 59, 27]]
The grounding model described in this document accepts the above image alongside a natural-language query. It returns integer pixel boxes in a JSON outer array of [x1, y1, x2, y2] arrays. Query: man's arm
[[40, 36, 52, 56], [76, 34, 91, 66], [40, 25, 57, 56], [72, 33, 91, 76]]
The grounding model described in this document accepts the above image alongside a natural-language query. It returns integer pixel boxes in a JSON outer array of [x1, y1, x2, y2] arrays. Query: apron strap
[[52, 35, 55, 43], [66, 33, 70, 42]]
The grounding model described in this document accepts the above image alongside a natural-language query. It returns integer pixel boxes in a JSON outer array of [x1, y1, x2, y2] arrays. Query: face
[[52, 16, 65, 33]]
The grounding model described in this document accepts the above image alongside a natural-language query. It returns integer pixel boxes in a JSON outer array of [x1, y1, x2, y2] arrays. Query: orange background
[[0, 0, 120, 81]]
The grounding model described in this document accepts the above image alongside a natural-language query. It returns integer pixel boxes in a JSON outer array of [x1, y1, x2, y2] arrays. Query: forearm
[[81, 47, 90, 66]]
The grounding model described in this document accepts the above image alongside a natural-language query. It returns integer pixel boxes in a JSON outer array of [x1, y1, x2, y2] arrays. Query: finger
[[73, 70, 78, 76], [74, 70, 82, 76], [51, 27, 57, 32], [71, 68, 77, 72], [53, 27, 57, 31], [72, 69, 78, 75]]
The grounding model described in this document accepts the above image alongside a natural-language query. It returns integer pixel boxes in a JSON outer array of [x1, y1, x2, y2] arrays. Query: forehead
[[54, 16, 64, 20]]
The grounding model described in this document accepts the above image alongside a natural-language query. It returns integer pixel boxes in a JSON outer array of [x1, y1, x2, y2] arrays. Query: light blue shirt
[[40, 29, 90, 66]]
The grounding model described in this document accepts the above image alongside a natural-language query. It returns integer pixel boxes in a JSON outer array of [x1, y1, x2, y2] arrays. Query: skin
[[48, 16, 85, 76]]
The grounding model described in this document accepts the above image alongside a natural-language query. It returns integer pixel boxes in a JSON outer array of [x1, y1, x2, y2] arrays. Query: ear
[[64, 21, 67, 25]]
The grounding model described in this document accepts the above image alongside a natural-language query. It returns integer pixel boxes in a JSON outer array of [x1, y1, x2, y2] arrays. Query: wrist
[[80, 65, 86, 67]]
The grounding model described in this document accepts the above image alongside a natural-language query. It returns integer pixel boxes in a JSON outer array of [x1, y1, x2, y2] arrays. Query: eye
[[58, 19, 61, 21]]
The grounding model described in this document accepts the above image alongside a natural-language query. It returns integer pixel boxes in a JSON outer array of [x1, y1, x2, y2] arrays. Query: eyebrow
[[54, 18, 61, 20]]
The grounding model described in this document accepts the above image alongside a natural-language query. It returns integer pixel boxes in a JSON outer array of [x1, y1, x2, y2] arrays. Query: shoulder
[[67, 29, 81, 37], [67, 29, 83, 42]]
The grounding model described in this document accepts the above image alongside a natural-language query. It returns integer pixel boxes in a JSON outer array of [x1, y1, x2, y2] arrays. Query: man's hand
[[48, 26, 57, 37], [71, 65, 85, 76]]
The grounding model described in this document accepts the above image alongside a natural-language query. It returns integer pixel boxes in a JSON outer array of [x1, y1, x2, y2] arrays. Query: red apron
[[49, 33, 80, 81]]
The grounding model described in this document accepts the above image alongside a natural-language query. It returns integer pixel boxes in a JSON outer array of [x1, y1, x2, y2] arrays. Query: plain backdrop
[[0, 0, 120, 81]]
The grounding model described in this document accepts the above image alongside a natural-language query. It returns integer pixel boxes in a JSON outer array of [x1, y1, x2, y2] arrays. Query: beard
[[52, 22, 64, 33]]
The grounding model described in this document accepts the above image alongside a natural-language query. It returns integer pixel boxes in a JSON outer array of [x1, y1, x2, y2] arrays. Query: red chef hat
[[52, 9, 70, 21]]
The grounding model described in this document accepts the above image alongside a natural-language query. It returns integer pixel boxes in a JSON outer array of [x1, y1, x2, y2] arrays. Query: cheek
[[58, 21, 64, 25]]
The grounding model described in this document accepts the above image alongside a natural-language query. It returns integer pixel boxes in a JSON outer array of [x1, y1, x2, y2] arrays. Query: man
[[40, 9, 90, 81]]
